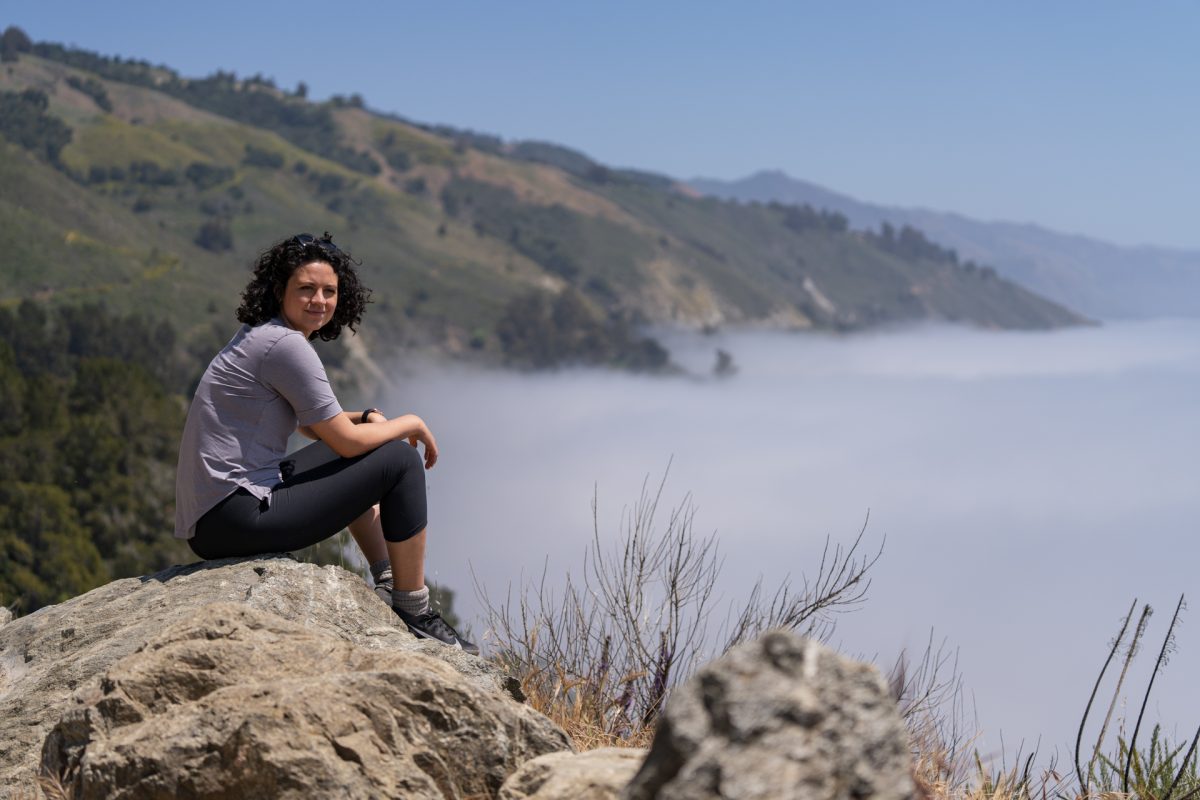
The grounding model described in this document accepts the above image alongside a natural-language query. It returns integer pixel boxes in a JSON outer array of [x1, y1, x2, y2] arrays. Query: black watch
[[361, 407, 383, 423]]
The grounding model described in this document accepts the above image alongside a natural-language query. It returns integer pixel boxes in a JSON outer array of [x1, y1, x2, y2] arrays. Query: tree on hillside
[[0, 483, 107, 612], [243, 144, 284, 169], [185, 162, 234, 190], [496, 289, 669, 371], [0, 26, 32, 62], [65, 75, 112, 112], [195, 217, 233, 252], [0, 89, 73, 165]]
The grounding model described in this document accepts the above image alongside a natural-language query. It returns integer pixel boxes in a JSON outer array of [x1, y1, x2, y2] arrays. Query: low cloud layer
[[385, 318, 1200, 756]]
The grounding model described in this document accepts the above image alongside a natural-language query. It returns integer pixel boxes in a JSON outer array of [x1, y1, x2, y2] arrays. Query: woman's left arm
[[298, 409, 386, 440], [310, 412, 437, 466]]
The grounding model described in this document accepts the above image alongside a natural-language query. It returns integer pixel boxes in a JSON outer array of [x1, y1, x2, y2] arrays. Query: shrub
[[242, 144, 284, 169], [0, 89, 72, 164], [477, 474, 880, 744], [185, 161, 234, 190], [194, 217, 233, 252], [0, 26, 31, 63], [128, 160, 179, 186], [65, 75, 112, 112], [495, 289, 669, 371]]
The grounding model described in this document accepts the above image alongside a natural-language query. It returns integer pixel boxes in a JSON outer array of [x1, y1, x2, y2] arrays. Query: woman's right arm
[[309, 413, 438, 467]]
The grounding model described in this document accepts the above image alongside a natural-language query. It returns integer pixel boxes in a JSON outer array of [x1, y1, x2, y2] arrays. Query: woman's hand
[[310, 411, 439, 467], [363, 409, 436, 467], [408, 420, 438, 469]]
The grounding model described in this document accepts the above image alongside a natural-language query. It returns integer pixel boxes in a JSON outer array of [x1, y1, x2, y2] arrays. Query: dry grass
[[508, 661, 655, 752], [7, 773, 74, 800]]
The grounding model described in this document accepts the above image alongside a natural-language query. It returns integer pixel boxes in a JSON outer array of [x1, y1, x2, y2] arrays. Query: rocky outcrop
[[0, 556, 565, 797], [42, 603, 569, 799], [500, 747, 646, 800], [1, 557, 916, 799], [625, 631, 914, 800]]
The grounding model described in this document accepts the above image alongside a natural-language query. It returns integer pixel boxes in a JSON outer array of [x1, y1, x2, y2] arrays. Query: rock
[[0, 556, 552, 795], [501, 747, 647, 800], [41, 603, 570, 799], [0, 606, 10, 627], [624, 630, 913, 800]]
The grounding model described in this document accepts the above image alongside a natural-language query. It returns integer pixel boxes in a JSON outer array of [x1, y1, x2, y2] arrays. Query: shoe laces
[[414, 611, 458, 640]]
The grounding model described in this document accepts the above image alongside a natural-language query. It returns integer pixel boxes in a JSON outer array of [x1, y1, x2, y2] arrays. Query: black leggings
[[189, 439, 428, 559]]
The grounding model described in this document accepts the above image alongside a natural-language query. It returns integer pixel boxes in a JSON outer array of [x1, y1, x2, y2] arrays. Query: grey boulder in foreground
[[500, 747, 647, 799], [625, 630, 914, 800], [42, 603, 569, 799], [0, 556, 564, 798]]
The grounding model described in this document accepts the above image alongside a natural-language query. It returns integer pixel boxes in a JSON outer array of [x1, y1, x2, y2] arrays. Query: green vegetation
[[440, 176, 651, 292], [243, 143, 284, 169], [1090, 727, 1200, 800], [0, 25, 31, 62], [0, 27, 1084, 379], [185, 161, 234, 190], [23, 33, 379, 175], [496, 289, 669, 370], [65, 74, 112, 112], [509, 140, 597, 176], [905, 595, 1199, 800], [195, 217, 233, 252], [0, 302, 191, 614], [0, 89, 72, 165]]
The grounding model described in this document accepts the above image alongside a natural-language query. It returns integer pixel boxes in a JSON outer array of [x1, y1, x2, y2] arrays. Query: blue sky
[[7, 1, 1200, 248]]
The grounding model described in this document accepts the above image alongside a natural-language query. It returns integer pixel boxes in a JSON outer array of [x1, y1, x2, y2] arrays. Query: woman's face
[[279, 260, 338, 337]]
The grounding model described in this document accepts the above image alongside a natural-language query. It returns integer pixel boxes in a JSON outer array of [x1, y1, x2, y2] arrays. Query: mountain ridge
[[689, 169, 1200, 320], [0, 30, 1086, 373]]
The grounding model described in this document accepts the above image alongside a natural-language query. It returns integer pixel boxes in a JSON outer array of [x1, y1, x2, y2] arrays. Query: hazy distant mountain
[[689, 170, 1200, 320]]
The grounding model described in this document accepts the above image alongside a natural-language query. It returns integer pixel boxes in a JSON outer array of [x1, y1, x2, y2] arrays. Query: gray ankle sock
[[392, 585, 430, 616], [370, 560, 392, 604]]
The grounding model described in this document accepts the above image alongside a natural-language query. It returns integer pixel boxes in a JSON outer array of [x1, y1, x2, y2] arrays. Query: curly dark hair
[[236, 232, 371, 341]]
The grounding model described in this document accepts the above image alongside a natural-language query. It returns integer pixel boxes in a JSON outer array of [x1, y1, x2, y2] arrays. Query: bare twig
[[474, 470, 881, 743], [1124, 594, 1186, 793], [1074, 597, 1138, 793]]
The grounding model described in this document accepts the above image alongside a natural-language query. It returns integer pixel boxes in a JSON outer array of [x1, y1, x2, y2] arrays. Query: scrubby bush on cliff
[[0, 89, 73, 165], [496, 289, 669, 371], [194, 217, 233, 252], [478, 473, 881, 746]]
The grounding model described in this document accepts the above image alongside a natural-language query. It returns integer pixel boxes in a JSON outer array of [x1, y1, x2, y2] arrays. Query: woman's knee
[[377, 438, 424, 476]]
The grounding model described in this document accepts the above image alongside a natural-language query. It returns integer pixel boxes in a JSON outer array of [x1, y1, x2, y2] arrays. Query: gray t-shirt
[[174, 318, 343, 539]]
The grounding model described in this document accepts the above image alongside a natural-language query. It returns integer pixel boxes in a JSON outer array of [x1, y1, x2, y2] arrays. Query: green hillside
[[0, 29, 1087, 373]]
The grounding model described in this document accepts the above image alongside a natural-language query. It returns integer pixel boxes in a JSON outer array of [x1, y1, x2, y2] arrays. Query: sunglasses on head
[[292, 232, 342, 256]]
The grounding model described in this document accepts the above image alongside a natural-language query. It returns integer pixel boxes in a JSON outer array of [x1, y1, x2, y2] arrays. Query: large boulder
[[41, 603, 570, 799], [624, 631, 913, 800], [501, 747, 647, 800], [0, 556, 559, 797]]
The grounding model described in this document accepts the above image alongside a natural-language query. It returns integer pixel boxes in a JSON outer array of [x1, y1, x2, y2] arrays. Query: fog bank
[[385, 318, 1200, 757]]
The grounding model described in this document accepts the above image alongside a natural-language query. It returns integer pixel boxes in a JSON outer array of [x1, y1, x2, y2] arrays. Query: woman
[[174, 232, 476, 654]]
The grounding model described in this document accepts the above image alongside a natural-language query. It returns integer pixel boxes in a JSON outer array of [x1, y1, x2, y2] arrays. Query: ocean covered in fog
[[387, 318, 1200, 757]]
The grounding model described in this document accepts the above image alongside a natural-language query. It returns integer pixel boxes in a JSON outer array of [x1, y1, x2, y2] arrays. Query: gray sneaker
[[394, 607, 480, 656]]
